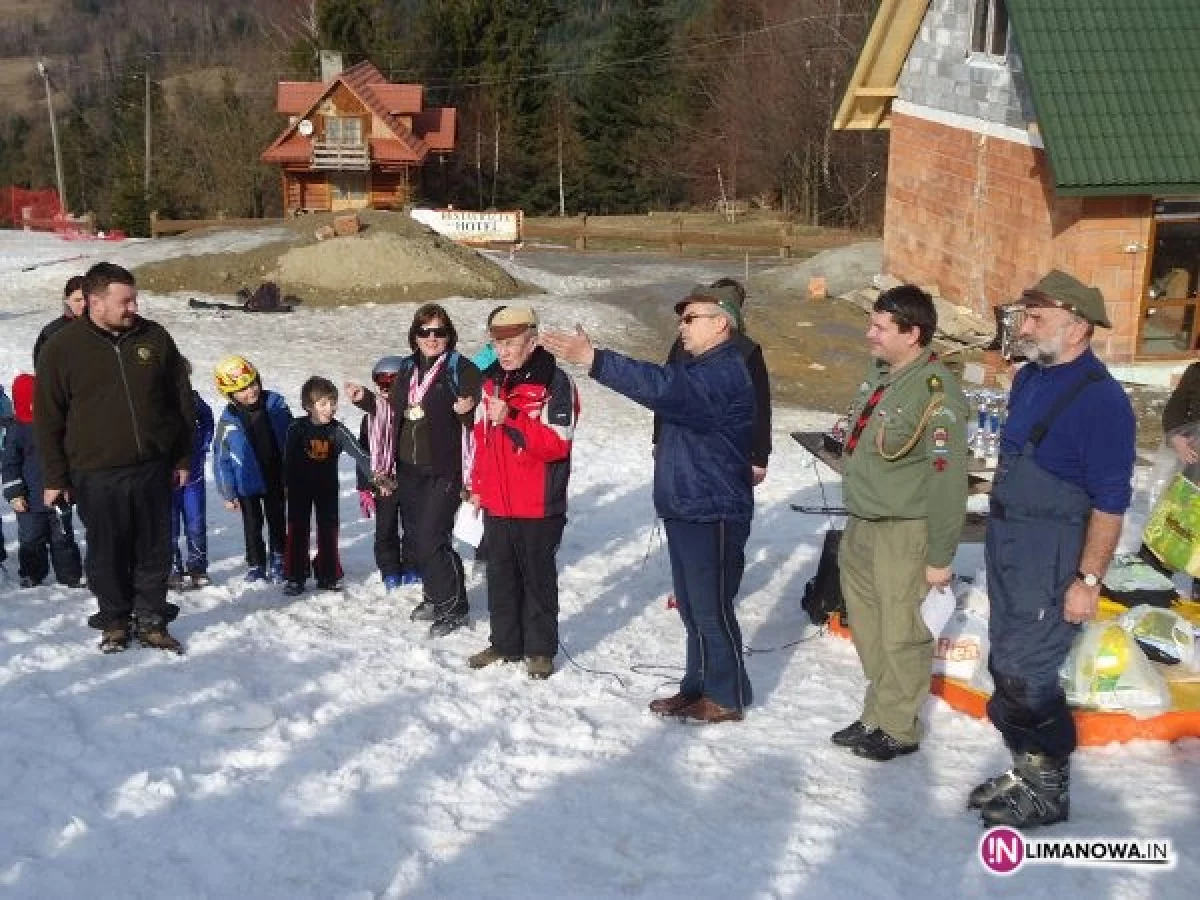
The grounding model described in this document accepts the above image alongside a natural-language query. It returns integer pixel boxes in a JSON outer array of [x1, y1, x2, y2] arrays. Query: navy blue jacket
[[212, 391, 293, 500], [591, 341, 754, 522], [2, 422, 50, 512]]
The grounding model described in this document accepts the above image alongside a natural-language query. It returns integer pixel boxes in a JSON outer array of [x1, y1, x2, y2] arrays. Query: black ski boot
[[968, 752, 1020, 809], [980, 752, 1069, 828], [410, 597, 437, 622], [429, 603, 469, 637]]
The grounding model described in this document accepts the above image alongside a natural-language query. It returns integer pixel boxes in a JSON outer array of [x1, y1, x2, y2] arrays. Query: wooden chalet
[[262, 60, 456, 214], [835, 0, 1200, 364]]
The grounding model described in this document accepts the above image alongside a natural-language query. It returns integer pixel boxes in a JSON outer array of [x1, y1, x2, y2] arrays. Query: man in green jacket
[[831, 284, 969, 761], [35, 262, 195, 654]]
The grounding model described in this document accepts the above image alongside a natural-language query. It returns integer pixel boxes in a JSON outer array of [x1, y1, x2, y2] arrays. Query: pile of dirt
[[134, 209, 526, 306]]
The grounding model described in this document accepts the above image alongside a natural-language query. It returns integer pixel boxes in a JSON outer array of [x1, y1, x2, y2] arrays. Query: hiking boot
[[18, 575, 41, 589], [676, 697, 744, 724], [100, 623, 131, 654], [649, 692, 700, 716], [282, 580, 305, 596], [468, 646, 521, 669], [383, 574, 403, 592], [167, 571, 186, 591], [137, 624, 184, 655], [430, 611, 469, 638], [831, 720, 876, 748], [526, 655, 554, 679], [316, 579, 342, 592], [852, 729, 918, 761], [980, 753, 1070, 829], [245, 566, 266, 583], [410, 598, 437, 622], [189, 573, 212, 589]]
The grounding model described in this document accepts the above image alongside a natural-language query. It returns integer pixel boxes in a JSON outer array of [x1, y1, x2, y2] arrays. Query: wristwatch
[[1076, 571, 1101, 588]]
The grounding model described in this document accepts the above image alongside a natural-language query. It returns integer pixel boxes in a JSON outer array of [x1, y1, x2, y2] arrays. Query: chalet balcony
[[311, 141, 370, 171]]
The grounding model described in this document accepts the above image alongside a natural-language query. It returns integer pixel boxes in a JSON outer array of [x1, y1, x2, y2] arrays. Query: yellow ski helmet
[[214, 355, 259, 395]]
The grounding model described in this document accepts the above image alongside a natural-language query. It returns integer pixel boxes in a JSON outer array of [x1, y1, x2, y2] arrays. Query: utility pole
[[144, 65, 151, 203], [36, 59, 68, 215]]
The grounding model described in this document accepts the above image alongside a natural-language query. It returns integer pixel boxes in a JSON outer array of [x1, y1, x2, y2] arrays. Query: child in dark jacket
[[283, 376, 391, 595], [212, 355, 293, 583], [1, 374, 84, 588], [170, 359, 215, 590]]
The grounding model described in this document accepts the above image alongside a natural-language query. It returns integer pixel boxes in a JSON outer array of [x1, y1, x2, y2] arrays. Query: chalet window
[[971, 0, 1009, 58], [325, 116, 363, 145], [1139, 200, 1200, 356]]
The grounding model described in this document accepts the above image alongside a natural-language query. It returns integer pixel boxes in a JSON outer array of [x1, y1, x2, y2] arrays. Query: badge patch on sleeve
[[932, 426, 949, 449]]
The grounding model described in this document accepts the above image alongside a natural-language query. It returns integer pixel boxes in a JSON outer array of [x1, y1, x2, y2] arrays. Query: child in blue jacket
[[1, 374, 84, 588], [0, 382, 13, 578], [212, 355, 293, 583], [170, 359, 215, 590]]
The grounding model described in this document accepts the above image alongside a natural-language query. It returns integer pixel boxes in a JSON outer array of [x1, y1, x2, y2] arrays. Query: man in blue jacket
[[542, 285, 755, 723]]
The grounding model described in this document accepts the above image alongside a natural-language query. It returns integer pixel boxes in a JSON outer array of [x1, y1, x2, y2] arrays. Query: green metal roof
[[1007, 0, 1200, 196]]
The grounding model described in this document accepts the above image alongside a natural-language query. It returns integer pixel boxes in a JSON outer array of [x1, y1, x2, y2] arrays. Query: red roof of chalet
[[262, 60, 455, 166]]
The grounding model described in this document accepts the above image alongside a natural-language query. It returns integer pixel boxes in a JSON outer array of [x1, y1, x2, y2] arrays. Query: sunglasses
[[372, 372, 398, 389], [678, 312, 723, 325], [416, 326, 449, 339]]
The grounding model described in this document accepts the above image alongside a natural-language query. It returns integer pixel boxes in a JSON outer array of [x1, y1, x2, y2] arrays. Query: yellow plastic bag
[[1062, 623, 1171, 716], [1143, 474, 1200, 578]]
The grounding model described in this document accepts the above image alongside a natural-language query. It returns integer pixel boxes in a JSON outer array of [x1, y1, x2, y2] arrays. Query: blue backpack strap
[[446, 351, 461, 394]]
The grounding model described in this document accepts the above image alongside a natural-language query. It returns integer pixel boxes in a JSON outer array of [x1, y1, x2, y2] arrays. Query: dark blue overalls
[[985, 371, 1101, 760]]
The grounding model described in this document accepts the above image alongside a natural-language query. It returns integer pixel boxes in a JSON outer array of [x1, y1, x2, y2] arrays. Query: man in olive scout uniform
[[831, 284, 968, 762]]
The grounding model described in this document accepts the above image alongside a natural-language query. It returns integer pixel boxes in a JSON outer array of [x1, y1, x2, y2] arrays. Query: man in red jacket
[[466, 306, 579, 679]]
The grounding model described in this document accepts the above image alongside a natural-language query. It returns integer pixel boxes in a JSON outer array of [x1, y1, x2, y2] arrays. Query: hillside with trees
[[0, 0, 886, 235]]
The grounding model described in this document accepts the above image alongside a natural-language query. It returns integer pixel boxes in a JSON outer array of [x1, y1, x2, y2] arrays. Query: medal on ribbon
[[405, 355, 446, 422]]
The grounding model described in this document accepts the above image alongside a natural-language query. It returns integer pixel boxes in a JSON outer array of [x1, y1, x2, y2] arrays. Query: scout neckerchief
[[405, 354, 447, 421]]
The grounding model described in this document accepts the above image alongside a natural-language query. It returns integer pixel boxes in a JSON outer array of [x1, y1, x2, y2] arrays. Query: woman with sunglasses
[[385, 304, 483, 634]]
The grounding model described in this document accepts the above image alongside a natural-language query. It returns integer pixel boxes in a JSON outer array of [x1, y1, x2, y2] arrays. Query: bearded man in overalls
[[970, 271, 1136, 829]]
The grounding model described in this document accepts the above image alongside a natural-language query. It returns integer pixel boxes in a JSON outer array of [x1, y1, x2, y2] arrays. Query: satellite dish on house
[[298, 119, 314, 136]]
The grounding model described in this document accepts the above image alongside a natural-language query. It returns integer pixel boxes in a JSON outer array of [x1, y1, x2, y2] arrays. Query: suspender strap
[[1028, 369, 1104, 448]]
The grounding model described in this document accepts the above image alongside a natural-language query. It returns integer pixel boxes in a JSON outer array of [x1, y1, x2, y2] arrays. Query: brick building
[[834, 0, 1200, 363]]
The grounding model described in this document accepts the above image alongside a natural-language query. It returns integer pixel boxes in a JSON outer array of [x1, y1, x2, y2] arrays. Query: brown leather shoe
[[677, 697, 744, 724], [648, 692, 700, 716]]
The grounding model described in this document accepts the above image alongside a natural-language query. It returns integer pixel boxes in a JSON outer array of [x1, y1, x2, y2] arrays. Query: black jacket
[[1163, 362, 1200, 435], [33, 315, 73, 366], [653, 332, 772, 468], [34, 314, 195, 489]]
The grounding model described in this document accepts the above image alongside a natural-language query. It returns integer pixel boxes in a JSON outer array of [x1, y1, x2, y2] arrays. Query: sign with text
[[410, 208, 522, 245]]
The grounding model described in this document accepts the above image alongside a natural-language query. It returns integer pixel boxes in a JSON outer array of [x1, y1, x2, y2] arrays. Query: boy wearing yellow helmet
[[211, 355, 294, 583]]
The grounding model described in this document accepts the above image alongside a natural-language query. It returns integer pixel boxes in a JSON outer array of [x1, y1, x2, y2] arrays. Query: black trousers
[[239, 486, 286, 569], [285, 480, 340, 583], [15, 508, 83, 585], [484, 515, 565, 658], [372, 489, 416, 576], [73, 460, 174, 629], [396, 467, 465, 615]]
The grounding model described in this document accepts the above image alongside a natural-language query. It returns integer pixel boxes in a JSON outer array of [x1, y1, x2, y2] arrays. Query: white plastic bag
[[932, 608, 989, 681], [452, 503, 485, 548], [1061, 623, 1171, 716], [921, 585, 957, 639]]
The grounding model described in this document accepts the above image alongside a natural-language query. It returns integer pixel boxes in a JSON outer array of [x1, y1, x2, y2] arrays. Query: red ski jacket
[[470, 347, 578, 518]]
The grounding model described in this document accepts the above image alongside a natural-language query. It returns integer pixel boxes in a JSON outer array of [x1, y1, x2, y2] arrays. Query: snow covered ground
[[0, 230, 1194, 899]]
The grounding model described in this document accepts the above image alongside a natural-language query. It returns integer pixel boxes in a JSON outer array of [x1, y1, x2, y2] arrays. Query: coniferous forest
[[0, 0, 887, 235]]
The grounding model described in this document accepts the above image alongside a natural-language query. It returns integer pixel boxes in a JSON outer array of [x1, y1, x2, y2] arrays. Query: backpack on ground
[[802, 528, 846, 626]]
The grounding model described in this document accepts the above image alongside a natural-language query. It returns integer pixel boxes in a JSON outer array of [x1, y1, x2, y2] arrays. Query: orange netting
[[0, 187, 64, 229]]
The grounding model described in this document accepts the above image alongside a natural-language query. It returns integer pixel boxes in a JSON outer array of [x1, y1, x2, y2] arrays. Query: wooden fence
[[521, 215, 851, 258], [150, 211, 285, 237]]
